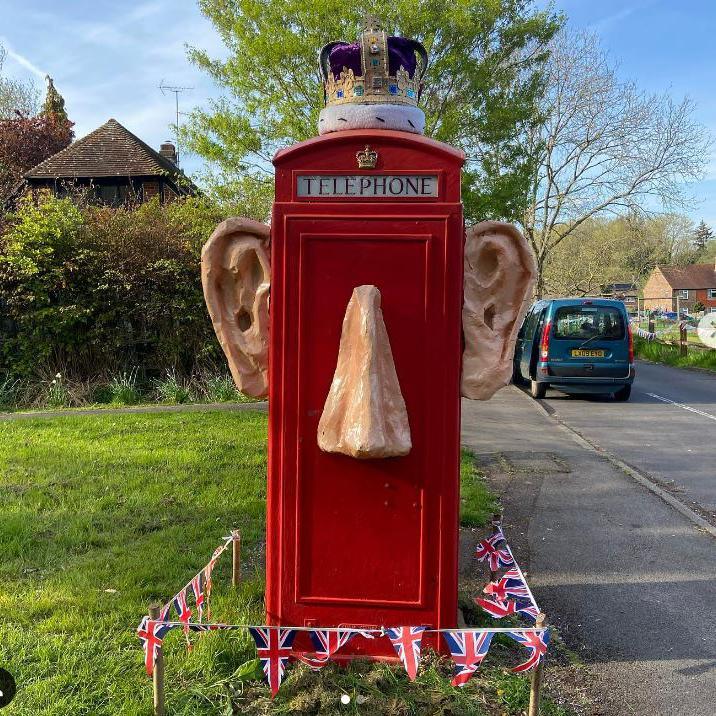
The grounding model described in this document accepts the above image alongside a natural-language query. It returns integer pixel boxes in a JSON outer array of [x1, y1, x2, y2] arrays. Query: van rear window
[[553, 306, 625, 340]]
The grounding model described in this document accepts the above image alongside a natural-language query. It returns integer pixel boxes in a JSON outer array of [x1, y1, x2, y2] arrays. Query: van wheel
[[613, 385, 631, 402], [530, 380, 547, 399]]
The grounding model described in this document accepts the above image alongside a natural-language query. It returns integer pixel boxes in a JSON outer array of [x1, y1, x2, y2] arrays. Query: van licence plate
[[571, 349, 605, 358]]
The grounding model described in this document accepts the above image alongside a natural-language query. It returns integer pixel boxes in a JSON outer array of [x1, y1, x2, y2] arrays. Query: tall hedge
[[0, 196, 226, 379]]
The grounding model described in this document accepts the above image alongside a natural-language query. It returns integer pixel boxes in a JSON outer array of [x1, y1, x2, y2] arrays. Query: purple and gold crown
[[319, 17, 428, 108]]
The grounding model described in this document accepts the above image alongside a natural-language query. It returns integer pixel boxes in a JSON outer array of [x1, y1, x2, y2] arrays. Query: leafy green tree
[[182, 0, 561, 221], [694, 220, 713, 254], [41, 76, 68, 123]]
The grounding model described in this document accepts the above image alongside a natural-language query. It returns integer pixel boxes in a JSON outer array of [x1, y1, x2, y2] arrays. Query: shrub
[[108, 369, 141, 405], [46, 372, 70, 408], [203, 374, 246, 402], [154, 370, 191, 404], [0, 376, 20, 409], [0, 195, 225, 381]]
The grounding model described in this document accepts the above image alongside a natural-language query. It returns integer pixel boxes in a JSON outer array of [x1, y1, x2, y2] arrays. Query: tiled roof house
[[23, 118, 194, 205], [642, 262, 716, 313]]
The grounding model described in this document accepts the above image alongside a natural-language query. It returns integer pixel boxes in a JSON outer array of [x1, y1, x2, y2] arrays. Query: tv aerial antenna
[[159, 81, 193, 164]]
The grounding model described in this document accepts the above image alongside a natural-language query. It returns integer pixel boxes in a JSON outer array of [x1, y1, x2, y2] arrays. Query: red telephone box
[[267, 128, 465, 657]]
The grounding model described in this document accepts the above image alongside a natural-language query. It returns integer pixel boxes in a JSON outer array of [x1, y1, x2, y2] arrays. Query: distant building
[[601, 282, 639, 313], [642, 263, 716, 313], [23, 118, 194, 205]]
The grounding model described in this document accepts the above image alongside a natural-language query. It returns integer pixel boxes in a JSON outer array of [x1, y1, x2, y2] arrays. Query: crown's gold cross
[[361, 14, 383, 32]]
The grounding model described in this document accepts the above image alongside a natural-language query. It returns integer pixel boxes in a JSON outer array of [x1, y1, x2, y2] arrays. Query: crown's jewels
[[356, 145, 378, 169], [319, 19, 428, 108]]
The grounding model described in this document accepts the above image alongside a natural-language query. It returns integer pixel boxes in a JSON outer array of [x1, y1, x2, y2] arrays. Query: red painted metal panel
[[268, 131, 464, 657]]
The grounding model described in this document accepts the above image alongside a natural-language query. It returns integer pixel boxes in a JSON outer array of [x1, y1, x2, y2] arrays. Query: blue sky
[[1, 0, 715, 226]]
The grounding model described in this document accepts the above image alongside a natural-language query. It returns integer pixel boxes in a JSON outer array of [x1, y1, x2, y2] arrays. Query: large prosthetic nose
[[318, 285, 412, 459]]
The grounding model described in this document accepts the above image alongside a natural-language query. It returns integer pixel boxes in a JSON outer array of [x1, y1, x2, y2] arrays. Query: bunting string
[[136, 529, 550, 696]]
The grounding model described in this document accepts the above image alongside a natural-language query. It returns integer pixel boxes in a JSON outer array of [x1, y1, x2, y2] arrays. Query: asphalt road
[[461, 379, 716, 716], [539, 360, 716, 521]]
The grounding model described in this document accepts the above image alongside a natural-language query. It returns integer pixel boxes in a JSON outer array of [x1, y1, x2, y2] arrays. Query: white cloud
[[0, 36, 47, 78]]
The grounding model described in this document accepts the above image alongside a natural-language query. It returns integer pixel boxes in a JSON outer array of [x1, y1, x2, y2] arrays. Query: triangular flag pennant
[[442, 630, 495, 687], [190, 572, 205, 623], [475, 533, 514, 571], [484, 567, 531, 602], [158, 601, 171, 621], [295, 629, 374, 670], [173, 589, 192, 628], [249, 627, 297, 697], [384, 626, 426, 681], [203, 543, 224, 621], [475, 596, 518, 618], [505, 629, 550, 672], [137, 617, 173, 676]]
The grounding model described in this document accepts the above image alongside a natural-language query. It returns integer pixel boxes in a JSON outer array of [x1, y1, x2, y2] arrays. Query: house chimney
[[159, 141, 177, 164]]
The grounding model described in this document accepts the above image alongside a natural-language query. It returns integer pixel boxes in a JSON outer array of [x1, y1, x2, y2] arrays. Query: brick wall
[[643, 268, 674, 311]]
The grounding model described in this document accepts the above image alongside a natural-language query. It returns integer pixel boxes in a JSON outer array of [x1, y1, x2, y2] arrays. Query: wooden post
[[648, 315, 655, 334], [149, 604, 165, 716], [528, 613, 547, 716], [231, 529, 241, 588], [680, 323, 688, 357]]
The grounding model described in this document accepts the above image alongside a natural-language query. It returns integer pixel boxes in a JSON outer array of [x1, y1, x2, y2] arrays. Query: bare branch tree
[[0, 45, 39, 119], [521, 29, 713, 296]]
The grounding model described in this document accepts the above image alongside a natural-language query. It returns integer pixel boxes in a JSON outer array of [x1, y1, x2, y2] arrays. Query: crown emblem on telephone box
[[320, 17, 428, 108], [356, 145, 378, 169]]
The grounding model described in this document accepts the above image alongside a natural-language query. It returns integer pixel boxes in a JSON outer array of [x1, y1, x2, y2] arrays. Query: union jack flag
[[384, 626, 426, 681], [190, 572, 205, 622], [516, 602, 540, 622], [159, 601, 171, 622], [249, 627, 297, 697], [295, 629, 374, 670], [506, 629, 550, 672], [475, 596, 518, 618], [475, 533, 513, 572], [204, 543, 225, 620], [475, 595, 539, 622], [137, 617, 173, 676], [484, 568, 531, 602], [442, 630, 495, 687], [173, 589, 192, 627]]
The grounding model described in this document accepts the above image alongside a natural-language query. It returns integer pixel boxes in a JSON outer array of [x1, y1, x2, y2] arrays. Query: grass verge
[[0, 411, 572, 715], [635, 336, 716, 372], [460, 449, 499, 528]]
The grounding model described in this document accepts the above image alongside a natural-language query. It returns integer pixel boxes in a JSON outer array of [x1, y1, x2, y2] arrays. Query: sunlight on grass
[[635, 336, 716, 372], [0, 411, 569, 715]]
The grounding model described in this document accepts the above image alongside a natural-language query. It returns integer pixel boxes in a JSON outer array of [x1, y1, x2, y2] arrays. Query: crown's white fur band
[[318, 104, 426, 135]]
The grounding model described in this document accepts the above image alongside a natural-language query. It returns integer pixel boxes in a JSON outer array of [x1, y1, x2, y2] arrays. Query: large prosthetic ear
[[201, 218, 271, 398], [462, 221, 536, 400]]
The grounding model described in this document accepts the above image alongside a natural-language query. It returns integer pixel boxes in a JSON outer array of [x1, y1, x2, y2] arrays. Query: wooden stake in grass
[[148, 604, 165, 716], [528, 613, 547, 716], [231, 529, 241, 588]]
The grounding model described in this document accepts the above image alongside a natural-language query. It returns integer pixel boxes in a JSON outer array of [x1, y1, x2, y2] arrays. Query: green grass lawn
[[635, 336, 716, 372], [0, 410, 571, 715]]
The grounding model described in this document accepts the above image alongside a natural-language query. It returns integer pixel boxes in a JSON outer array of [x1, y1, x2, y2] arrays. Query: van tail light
[[540, 320, 552, 360], [628, 322, 634, 363]]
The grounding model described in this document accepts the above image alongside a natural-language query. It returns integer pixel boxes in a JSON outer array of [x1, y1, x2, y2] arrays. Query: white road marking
[[646, 393, 716, 422]]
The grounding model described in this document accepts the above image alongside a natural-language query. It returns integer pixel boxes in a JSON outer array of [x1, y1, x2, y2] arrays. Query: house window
[[678, 289, 689, 299], [708, 289, 716, 299]]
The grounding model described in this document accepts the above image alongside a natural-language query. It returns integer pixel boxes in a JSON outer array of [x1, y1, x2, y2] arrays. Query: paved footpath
[[462, 387, 716, 716], [541, 360, 716, 522]]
